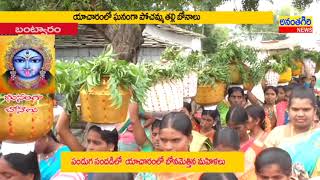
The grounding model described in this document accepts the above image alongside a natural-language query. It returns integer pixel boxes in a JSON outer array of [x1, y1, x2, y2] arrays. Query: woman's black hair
[[255, 147, 292, 176], [214, 127, 240, 150], [228, 87, 245, 97], [160, 112, 192, 137], [202, 110, 221, 131], [48, 130, 59, 143], [88, 125, 119, 151], [183, 102, 192, 114], [200, 173, 238, 180], [284, 84, 292, 92], [152, 119, 161, 131], [264, 86, 278, 95], [245, 105, 266, 130], [3, 152, 40, 180], [288, 86, 317, 108], [226, 106, 248, 125], [316, 107, 320, 119]]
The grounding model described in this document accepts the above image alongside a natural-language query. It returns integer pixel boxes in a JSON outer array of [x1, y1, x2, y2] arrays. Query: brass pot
[[195, 82, 227, 105], [0, 96, 53, 142], [229, 63, 250, 84], [243, 81, 254, 91], [80, 76, 131, 124], [292, 60, 303, 76], [279, 68, 292, 83], [229, 64, 242, 84]]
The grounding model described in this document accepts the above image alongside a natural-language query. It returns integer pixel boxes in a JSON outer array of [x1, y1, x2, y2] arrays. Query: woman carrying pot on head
[[128, 102, 165, 152], [56, 110, 134, 180], [118, 102, 157, 152], [56, 110, 118, 152], [218, 86, 246, 128], [247, 86, 278, 132], [129, 102, 162, 180]]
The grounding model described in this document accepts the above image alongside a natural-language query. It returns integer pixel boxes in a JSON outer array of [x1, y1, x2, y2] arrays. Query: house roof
[[55, 26, 105, 48], [154, 24, 205, 38], [259, 40, 294, 50], [241, 39, 299, 51], [142, 32, 180, 48], [55, 25, 201, 49]]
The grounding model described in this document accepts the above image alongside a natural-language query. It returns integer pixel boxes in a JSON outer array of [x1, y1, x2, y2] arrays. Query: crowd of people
[[0, 75, 320, 180]]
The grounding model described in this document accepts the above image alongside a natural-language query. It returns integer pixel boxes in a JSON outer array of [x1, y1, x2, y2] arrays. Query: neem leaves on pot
[[56, 59, 88, 123], [215, 41, 264, 85]]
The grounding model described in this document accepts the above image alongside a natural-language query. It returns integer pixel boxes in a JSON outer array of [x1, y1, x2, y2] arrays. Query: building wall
[[137, 47, 165, 64], [56, 25, 202, 61], [56, 47, 164, 63], [56, 47, 104, 60]]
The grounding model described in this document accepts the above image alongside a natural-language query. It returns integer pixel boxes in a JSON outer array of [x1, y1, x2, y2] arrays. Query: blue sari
[[281, 129, 320, 176], [39, 145, 71, 180]]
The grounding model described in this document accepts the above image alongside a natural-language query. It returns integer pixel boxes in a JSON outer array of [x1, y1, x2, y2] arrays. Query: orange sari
[[238, 133, 268, 180]]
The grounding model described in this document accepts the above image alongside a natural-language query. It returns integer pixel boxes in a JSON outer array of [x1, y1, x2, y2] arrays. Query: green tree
[[202, 26, 230, 54]]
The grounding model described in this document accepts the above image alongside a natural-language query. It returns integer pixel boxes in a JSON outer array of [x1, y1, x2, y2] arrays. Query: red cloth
[[240, 138, 255, 152], [276, 101, 288, 126]]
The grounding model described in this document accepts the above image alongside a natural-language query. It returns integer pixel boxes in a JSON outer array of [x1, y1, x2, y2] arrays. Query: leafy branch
[[56, 59, 88, 122], [198, 54, 230, 86], [83, 46, 149, 108], [304, 50, 320, 64], [215, 41, 264, 84]]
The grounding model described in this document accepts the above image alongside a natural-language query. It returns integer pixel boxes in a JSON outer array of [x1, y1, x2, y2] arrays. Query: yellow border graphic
[[0, 11, 273, 24], [61, 152, 244, 173]]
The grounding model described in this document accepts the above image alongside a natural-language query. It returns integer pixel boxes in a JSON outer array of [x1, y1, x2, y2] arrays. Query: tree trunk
[[93, 24, 146, 63]]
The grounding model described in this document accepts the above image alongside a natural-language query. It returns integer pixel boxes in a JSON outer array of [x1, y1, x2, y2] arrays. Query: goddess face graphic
[[13, 49, 44, 80], [4, 35, 52, 90]]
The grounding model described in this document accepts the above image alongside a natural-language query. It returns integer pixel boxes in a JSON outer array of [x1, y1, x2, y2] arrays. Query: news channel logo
[[279, 16, 313, 33]]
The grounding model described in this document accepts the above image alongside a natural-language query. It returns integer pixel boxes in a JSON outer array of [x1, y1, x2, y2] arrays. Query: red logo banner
[[0, 23, 78, 35]]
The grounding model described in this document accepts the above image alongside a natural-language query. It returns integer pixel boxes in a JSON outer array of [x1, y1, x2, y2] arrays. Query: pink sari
[[276, 101, 288, 126]]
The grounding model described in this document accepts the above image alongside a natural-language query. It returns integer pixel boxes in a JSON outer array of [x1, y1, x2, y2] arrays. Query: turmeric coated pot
[[0, 96, 53, 142], [292, 60, 303, 77], [195, 82, 227, 105], [80, 76, 131, 124], [278, 68, 292, 83]]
